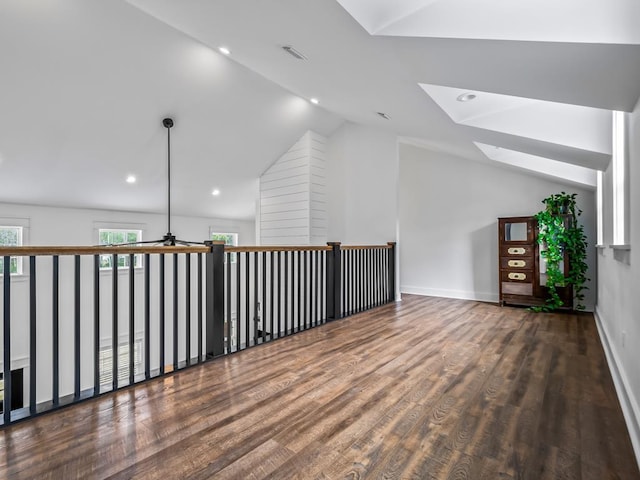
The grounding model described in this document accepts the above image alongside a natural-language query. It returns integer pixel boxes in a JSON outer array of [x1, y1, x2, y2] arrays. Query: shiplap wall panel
[[260, 201, 309, 215], [259, 131, 327, 245]]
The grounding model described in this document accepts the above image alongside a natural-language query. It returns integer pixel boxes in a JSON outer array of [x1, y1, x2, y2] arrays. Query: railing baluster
[[303, 250, 308, 329], [297, 251, 301, 332], [261, 251, 266, 343], [308, 252, 315, 327], [186, 253, 191, 364], [276, 251, 281, 338], [111, 254, 118, 392], [75, 255, 81, 399], [284, 252, 289, 335], [93, 255, 100, 395], [53, 255, 60, 405], [198, 252, 203, 361], [159, 254, 165, 375], [173, 253, 179, 371], [225, 252, 231, 354], [245, 252, 249, 349], [236, 252, 241, 352], [320, 251, 325, 322], [145, 253, 151, 378], [270, 251, 274, 340], [254, 251, 258, 346], [375, 248, 380, 306], [3, 256, 12, 424], [29, 256, 37, 413], [129, 255, 135, 386]]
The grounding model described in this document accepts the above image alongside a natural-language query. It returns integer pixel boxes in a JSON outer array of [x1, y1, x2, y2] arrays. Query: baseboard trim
[[594, 306, 640, 471], [400, 285, 498, 304]]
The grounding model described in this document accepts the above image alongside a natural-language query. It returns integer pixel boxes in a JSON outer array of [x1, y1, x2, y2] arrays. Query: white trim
[[610, 244, 631, 251], [0, 355, 30, 371], [594, 306, 640, 472], [400, 285, 498, 303]]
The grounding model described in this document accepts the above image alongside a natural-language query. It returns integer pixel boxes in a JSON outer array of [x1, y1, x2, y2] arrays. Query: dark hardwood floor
[[0, 294, 638, 479]]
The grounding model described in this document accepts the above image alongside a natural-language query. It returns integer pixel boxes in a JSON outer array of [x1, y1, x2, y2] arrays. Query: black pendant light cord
[[97, 117, 206, 247]]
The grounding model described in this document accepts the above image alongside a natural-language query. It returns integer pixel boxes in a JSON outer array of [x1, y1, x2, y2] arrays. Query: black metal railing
[[0, 241, 395, 426]]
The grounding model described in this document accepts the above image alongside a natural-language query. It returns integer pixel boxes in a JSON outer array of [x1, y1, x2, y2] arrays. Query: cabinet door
[[499, 217, 535, 244]]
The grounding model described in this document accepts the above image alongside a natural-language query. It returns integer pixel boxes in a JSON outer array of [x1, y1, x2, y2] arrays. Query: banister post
[[387, 242, 396, 303], [326, 242, 342, 321], [205, 240, 225, 358]]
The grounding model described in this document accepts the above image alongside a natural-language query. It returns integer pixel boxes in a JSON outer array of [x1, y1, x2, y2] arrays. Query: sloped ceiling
[[2, 0, 640, 219], [0, 0, 343, 219], [127, 0, 640, 189]]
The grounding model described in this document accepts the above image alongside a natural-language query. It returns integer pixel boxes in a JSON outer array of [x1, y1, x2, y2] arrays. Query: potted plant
[[534, 192, 589, 311]]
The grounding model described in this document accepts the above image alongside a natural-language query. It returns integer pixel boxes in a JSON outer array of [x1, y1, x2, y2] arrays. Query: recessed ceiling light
[[282, 45, 307, 60], [310, 98, 319, 105], [218, 46, 231, 55], [126, 175, 136, 184], [212, 189, 220, 196], [456, 92, 477, 102], [377, 112, 391, 120]]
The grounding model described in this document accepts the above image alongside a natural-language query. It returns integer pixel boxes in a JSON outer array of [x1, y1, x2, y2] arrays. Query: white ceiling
[[2, 0, 640, 219]]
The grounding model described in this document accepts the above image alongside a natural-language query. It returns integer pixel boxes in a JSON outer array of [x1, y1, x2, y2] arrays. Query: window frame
[[0, 218, 29, 277], [210, 231, 238, 263], [611, 111, 630, 248], [97, 226, 144, 271]]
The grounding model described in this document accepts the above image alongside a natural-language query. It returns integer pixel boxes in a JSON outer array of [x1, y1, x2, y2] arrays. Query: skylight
[[475, 143, 597, 188], [336, 0, 640, 44], [421, 84, 612, 155]]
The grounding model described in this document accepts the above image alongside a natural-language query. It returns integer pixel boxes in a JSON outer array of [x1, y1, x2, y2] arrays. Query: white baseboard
[[594, 306, 640, 471], [400, 285, 499, 304]]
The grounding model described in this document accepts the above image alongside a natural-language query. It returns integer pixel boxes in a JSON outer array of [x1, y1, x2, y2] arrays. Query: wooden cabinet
[[498, 216, 572, 309]]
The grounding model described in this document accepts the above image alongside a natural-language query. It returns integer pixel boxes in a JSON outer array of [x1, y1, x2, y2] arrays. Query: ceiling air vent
[[282, 45, 308, 60]]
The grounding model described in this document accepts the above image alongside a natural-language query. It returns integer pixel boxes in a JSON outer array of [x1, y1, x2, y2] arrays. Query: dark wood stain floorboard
[[0, 294, 637, 479]]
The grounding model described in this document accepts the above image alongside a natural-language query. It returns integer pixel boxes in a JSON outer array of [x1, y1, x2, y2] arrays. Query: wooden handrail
[[341, 244, 393, 250], [226, 245, 332, 253], [0, 243, 394, 257], [0, 245, 210, 256]]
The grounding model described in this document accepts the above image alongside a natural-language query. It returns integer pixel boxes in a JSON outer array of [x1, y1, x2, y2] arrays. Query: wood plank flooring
[[0, 294, 638, 479]]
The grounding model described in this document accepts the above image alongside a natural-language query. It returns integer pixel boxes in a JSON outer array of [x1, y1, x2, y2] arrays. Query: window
[[211, 231, 238, 263], [612, 111, 629, 246], [98, 228, 143, 270], [596, 170, 604, 246], [99, 340, 142, 387], [0, 226, 23, 275]]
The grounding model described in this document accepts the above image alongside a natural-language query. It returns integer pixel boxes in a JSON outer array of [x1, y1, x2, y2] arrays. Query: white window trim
[[611, 111, 630, 248], [0, 217, 30, 279], [94, 221, 146, 272], [595, 170, 604, 248]]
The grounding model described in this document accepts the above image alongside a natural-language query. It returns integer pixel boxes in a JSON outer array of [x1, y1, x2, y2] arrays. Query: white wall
[[0, 203, 255, 247], [326, 122, 399, 245], [595, 104, 640, 463], [398, 142, 596, 306]]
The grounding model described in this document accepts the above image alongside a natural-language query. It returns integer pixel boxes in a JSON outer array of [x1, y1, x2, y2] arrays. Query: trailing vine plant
[[533, 192, 589, 311]]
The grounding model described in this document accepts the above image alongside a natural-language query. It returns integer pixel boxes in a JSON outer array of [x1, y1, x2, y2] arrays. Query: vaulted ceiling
[[2, 0, 640, 217]]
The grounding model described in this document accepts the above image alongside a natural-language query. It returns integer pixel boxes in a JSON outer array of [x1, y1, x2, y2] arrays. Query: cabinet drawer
[[500, 257, 534, 270], [500, 245, 534, 257], [502, 282, 533, 296], [500, 270, 533, 283]]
